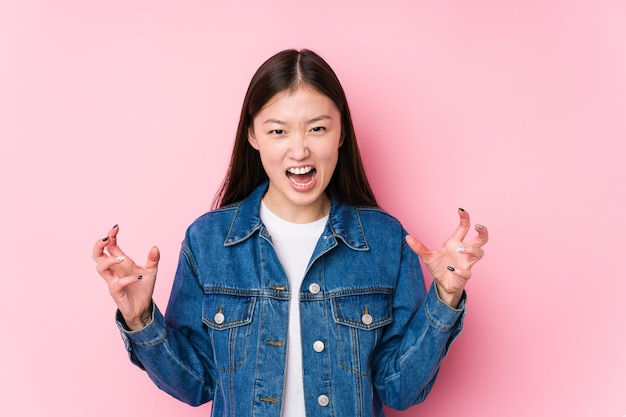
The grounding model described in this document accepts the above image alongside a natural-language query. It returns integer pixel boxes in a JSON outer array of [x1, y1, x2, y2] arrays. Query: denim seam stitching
[[424, 300, 455, 332]]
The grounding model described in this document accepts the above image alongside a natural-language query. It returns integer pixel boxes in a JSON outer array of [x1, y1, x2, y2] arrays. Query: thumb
[[146, 246, 160, 268], [406, 235, 431, 259]]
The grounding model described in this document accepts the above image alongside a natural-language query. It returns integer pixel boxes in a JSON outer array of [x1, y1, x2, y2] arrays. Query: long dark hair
[[213, 49, 378, 209]]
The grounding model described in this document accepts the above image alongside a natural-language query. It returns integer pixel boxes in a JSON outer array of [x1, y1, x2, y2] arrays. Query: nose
[[288, 133, 309, 160]]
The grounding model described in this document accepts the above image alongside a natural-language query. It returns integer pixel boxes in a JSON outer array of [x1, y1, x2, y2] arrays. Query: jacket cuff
[[424, 281, 466, 332], [116, 302, 167, 349]]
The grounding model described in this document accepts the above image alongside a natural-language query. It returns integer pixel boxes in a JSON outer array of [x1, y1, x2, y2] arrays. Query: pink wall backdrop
[[1, 1, 624, 416]]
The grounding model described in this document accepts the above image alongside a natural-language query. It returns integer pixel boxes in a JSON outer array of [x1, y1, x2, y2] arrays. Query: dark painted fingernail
[[447, 266, 455, 272], [102, 236, 109, 242], [112, 224, 118, 229], [137, 275, 143, 280], [458, 208, 465, 212]]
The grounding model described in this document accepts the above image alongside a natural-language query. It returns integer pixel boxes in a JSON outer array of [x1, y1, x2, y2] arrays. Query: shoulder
[[347, 206, 408, 251], [330, 197, 407, 244], [183, 203, 241, 247], [187, 181, 265, 239], [189, 203, 238, 230], [354, 206, 404, 232]]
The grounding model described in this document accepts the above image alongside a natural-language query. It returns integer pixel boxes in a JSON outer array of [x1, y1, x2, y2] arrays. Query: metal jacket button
[[214, 313, 225, 325], [214, 307, 225, 325], [313, 340, 325, 352], [308, 283, 321, 294], [361, 306, 373, 325], [317, 394, 330, 407]]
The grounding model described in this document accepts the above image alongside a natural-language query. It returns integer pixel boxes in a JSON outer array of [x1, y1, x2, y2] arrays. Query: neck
[[262, 194, 330, 224]]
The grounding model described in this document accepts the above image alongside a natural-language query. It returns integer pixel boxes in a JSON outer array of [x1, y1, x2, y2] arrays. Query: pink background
[[1, 1, 625, 416]]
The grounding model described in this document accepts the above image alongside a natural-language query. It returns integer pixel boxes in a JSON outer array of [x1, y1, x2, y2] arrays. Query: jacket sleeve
[[371, 236, 465, 410], [116, 244, 217, 406]]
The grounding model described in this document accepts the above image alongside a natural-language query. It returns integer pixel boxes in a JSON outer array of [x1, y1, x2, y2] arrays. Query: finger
[[455, 245, 484, 261], [472, 223, 489, 247], [95, 253, 127, 278], [446, 265, 472, 281], [406, 235, 432, 260], [116, 274, 147, 288], [434, 266, 471, 297], [93, 234, 112, 261], [452, 208, 471, 241], [145, 246, 160, 269], [105, 224, 126, 257], [93, 224, 120, 258]]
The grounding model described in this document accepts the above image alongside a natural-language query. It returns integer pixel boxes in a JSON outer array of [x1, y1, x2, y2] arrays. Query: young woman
[[93, 49, 488, 417]]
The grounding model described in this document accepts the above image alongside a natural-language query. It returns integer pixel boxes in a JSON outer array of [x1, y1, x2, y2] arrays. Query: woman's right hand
[[93, 225, 160, 330]]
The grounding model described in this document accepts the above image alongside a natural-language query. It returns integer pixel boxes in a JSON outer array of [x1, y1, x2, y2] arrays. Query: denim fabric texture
[[117, 182, 466, 417]]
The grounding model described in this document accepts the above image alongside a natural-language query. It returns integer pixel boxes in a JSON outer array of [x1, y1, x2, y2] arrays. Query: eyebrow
[[262, 115, 333, 125]]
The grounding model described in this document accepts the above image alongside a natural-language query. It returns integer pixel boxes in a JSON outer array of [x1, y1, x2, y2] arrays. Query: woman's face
[[248, 86, 342, 223]]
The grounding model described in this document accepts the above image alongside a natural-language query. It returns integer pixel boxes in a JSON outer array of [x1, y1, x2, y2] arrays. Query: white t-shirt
[[260, 201, 328, 417]]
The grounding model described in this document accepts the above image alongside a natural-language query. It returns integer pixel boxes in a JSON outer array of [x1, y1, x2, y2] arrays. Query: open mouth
[[286, 166, 317, 188]]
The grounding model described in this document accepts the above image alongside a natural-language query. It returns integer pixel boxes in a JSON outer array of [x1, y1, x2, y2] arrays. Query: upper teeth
[[288, 166, 313, 175]]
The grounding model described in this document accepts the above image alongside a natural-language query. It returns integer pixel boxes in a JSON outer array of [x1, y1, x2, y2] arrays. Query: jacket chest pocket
[[331, 292, 393, 376], [203, 293, 256, 372]]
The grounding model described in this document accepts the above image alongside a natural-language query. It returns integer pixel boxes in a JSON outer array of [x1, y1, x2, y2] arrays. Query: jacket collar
[[224, 181, 369, 251]]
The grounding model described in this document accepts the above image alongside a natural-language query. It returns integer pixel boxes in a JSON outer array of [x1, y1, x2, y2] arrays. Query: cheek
[[257, 145, 284, 170], [318, 149, 340, 172], [321, 139, 342, 163]]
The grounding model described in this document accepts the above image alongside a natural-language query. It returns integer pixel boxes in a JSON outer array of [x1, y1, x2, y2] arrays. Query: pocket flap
[[331, 292, 393, 330], [203, 293, 256, 330]]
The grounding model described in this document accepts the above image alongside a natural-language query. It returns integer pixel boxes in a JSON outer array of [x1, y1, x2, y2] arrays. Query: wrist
[[124, 305, 154, 331], [434, 282, 463, 308]]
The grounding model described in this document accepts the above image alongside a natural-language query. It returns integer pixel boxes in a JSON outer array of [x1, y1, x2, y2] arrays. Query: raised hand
[[406, 209, 488, 308], [92, 225, 160, 330]]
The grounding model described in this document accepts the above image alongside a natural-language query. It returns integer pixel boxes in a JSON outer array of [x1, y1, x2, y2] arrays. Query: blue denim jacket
[[118, 182, 465, 417]]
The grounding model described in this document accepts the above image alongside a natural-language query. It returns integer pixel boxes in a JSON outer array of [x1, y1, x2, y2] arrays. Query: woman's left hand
[[406, 208, 488, 308]]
